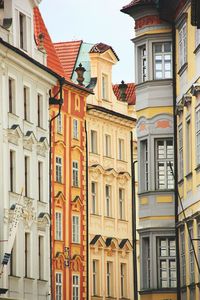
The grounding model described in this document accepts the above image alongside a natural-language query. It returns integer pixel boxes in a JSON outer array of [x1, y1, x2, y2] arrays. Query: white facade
[[0, 0, 57, 299]]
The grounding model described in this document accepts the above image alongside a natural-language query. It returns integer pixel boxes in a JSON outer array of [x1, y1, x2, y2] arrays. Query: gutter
[[85, 121, 89, 300]]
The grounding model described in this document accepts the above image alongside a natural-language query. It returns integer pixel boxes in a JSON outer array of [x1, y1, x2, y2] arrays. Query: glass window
[[10, 150, 16, 192], [196, 106, 200, 165], [24, 232, 31, 278], [91, 130, 97, 153], [120, 263, 126, 298], [178, 126, 183, 180], [38, 235, 44, 280], [72, 161, 79, 187], [37, 94, 43, 128], [91, 182, 98, 214], [180, 229, 186, 286], [106, 262, 113, 297], [9, 78, 16, 114], [19, 12, 27, 50], [72, 216, 80, 243], [140, 45, 147, 82], [55, 212, 62, 240], [105, 134, 111, 157], [73, 119, 78, 139], [186, 119, 192, 174], [102, 74, 108, 100], [24, 86, 30, 121], [157, 238, 176, 288], [153, 42, 172, 79], [56, 273, 62, 300], [155, 139, 174, 190], [56, 157, 62, 183], [92, 260, 99, 296], [119, 188, 125, 220], [57, 114, 62, 134], [72, 275, 79, 300], [118, 139, 125, 160], [24, 156, 30, 197], [105, 185, 111, 217], [179, 22, 187, 68], [141, 140, 148, 191], [189, 226, 195, 283], [38, 161, 43, 201]]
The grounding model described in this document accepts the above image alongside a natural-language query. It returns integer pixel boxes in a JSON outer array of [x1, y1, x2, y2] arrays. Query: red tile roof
[[122, 0, 154, 11], [33, 7, 65, 77], [113, 83, 136, 105], [90, 43, 119, 61], [54, 41, 82, 79]]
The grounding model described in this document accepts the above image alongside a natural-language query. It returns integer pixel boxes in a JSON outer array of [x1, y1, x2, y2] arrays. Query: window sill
[[117, 159, 127, 163], [138, 189, 174, 196], [195, 164, 200, 172], [178, 62, 188, 76], [24, 119, 33, 126], [72, 185, 80, 189], [9, 275, 20, 279], [55, 180, 63, 185], [72, 137, 79, 141], [72, 242, 80, 245], [104, 155, 113, 159], [24, 277, 35, 280], [178, 178, 184, 185], [139, 288, 177, 295], [54, 239, 64, 242], [90, 151, 99, 156], [91, 213, 101, 217], [185, 171, 192, 179], [104, 216, 114, 220], [37, 279, 48, 282], [37, 200, 46, 204], [118, 218, 128, 223], [56, 131, 63, 136], [194, 44, 200, 54]]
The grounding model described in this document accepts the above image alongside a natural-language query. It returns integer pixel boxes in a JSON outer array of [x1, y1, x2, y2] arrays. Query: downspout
[[49, 78, 64, 299], [85, 120, 89, 300], [131, 132, 138, 300]]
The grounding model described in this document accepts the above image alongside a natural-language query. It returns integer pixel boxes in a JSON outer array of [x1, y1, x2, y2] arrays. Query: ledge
[[194, 44, 200, 54], [185, 172, 192, 179], [37, 279, 48, 282], [178, 62, 188, 76], [138, 189, 174, 196], [195, 164, 200, 172], [24, 277, 35, 281], [139, 288, 177, 295], [178, 178, 184, 185], [9, 275, 20, 279]]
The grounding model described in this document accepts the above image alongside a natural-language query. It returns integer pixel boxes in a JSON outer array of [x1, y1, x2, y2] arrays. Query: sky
[[39, 0, 135, 84]]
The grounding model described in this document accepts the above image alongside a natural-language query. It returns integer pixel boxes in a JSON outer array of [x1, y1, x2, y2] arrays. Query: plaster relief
[[155, 119, 172, 129]]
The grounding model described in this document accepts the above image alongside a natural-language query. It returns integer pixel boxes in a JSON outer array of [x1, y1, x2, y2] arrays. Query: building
[[34, 8, 93, 300], [0, 0, 62, 299], [122, 1, 177, 300]]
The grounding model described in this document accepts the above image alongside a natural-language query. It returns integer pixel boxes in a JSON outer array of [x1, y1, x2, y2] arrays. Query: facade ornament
[[23, 131, 37, 151], [23, 197, 36, 229], [176, 102, 184, 116], [37, 137, 49, 156], [7, 125, 23, 145], [182, 93, 192, 107], [191, 83, 200, 96]]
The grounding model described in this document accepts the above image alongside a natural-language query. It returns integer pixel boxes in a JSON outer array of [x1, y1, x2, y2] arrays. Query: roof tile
[[90, 43, 119, 61], [113, 83, 136, 105]]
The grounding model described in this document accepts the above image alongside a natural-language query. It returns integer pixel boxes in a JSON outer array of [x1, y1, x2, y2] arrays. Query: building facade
[[0, 0, 60, 299], [122, 1, 177, 300]]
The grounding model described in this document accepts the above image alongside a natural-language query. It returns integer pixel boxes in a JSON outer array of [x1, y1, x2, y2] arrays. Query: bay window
[[153, 42, 172, 79]]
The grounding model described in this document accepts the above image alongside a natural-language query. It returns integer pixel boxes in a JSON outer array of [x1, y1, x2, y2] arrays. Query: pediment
[[101, 49, 118, 64], [54, 191, 66, 207], [119, 239, 132, 252], [24, 131, 37, 150], [90, 235, 106, 248], [7, 125, 23, 145], [37, 212, 50, 230], [37, 137, 49, 156], [71, 195, 83, 210], [71, 145, 83, 153]]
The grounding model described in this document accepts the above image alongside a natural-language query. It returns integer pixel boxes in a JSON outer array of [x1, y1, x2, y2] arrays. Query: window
[[196, 106, 200, 165], [10, 150, 15, 192], [153, 42, 172, 79], [198, 223, 200, 280], [55, 212, 62, 240], [24, 232, 31, 277], [72, 161, 79, 187], [119, 188, 125, 220], [180, 229, 186, 286], [37, 94, 43, 128], [186, 119, 192, 174], [24, 86, 30, 121], [92, 260, 99, 296], [38, 236, 44, 280], [72, 216, 80, 243], [38, 161, 43, 201], [56, 273, 62, 300], [72, 275, 79, 300], [8, 78, 15, 114], [105, 185, 111, 217], [57, 114, 62, 134], [142, 237, 151, 289], [91, 182, 98, 214], [157, 238, 176, 288], [106, 262, 113, 297], [91, 130, 97, 153], [120, 263, 126, 298], [195, 28, 200, 48], [178, 126, 183, 180], [118, 139, 124, 160], [179, 22, 187, 68], [56, 157, 62, 183], [140, 45, 147, 82], [155, 139, 174, 190], [19, 12, 27, 50], [105, 134, 111, 157], [10, 241, 16, 276], [73, 119, 78, 139], [141, 140, 149, 191], [102, 74, 108, 100], [189, 226, 195, 283], [24, 156, 30, 197]]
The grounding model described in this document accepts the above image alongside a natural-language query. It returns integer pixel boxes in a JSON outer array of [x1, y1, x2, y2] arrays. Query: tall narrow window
[[73, 119, 78, 139], [92, 260, 99, 296], [102, 74, 108, 100], [56, 157, 62, 183], [106, 262, 113, 297], [140, 45, 147, 82], [153, 42, 172, 79], [91, 182, 97, 214], [179, 22, 187, 68], [24, 232, 30, 278], [10, 241, 16, 276], [142, 237, 150, 289], [55, 212, 62, 240], [189, 226, 195, 283], [155, 139, 174, 189], [19, 12, 27, 50], [72, 161, 79, 187], [56, 273, 62, 300], [38, 235, 44, 280], [24, 86, 30, 121], [141, 140, 148, 191], [72, 216, 80, 243], [24, 156, 30, 197], [105, 185, 111, 217], [119, 188, 125, 220], [178, 126, 183, 180], [38, 161, 43, 201], [120, 263, 126, 298], [196, 106, 200, 165], [9, 78, 15, 114], [157, 238, 176, 288], [186, 119, 192, 174], [118, 139, 124, 160], [72, 275, 79, 300], [180, 229, 186, 286], [91, 130, 97, 153], [37, 94, 43, 128], [105, 134, 111, 157], [10, 150, 15, 192], [57, 114, 62, 134]]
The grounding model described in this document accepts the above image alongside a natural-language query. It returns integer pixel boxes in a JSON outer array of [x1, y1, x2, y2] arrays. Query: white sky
[[39, 0, 135, 84]]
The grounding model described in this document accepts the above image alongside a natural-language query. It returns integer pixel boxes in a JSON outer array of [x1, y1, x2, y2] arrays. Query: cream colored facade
[[86, 46, 137, 300]]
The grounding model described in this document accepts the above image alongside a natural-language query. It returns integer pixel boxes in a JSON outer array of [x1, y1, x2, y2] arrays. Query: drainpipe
[[131, 132, 138, 300], [49, 78, 64, 299], [85, 121, 89, 300]]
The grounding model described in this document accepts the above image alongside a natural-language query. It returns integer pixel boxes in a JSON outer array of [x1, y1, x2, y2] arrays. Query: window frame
[[91, 181, 98, 214], [196, 105, 200, 166], [72, 215, 80, 244], [92, 260, 99, 296], [102, 73, 108, 100], [180, 229, 186, 286], [8, 77, 16, 114], [118, 138, 125, 161], [178, 125, 183, 180], [24, 85, 30, 121], [72, 274, 79, 300], [153, 42, 172, 80], [19, 11, 27, 51], [56, 156, 62, 183], [105, 184, 111, 217], [91, 130, 98, 154], [37, 93, 43, 128], [10, 150, 16, 193], [56, 272, 62, 300], [120, 263, 126, 298], [105, 134, 111, 157], [72, 160, 79, 187], [73, 119, 79, 140], [24, 232, 31, 278], [55, 212, 62, 241], [119, 188, 125, 220], [178, 21, 187, 69], [38, 235, 45, 280], [106, 261, 113, 297]]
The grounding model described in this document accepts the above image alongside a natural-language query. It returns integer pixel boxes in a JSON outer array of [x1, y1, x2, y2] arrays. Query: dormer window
[[19, 12, 27, 51], [153, 42, 172, 79], [102, 74, 108, 100]]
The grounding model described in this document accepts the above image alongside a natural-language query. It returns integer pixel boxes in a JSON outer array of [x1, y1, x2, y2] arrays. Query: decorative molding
[[23, 197, 36, 229], [37, 137, 49, 156], [37, 212, 50, 230], [23, 131, 37, 151], [191, 83, 200, 97], [54, 191, 66, 207], [135, 15, 162, 30], [182, 93, 192, 107], [7, 125, 23, 145], [176, 102, 184, 116]]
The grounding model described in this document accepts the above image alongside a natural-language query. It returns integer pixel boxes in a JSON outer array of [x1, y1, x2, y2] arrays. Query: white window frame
[[141, 139, 149, 191], [72, 274, 79, 300], [56, 157, 62, 183], [55, 212, 62, 240], [92, 260, 99, 296], [153, 42, 172, 79], [189, 226, 195, 284], [143, 237, 151, 289], [120, 263, 126, 298], [102, 73, 108, 100], [24, 86, 30, 121], [73, 119, 78, 139], [140, 45, 147, 82], [118, 138, 125, 161], [119, 188, 125, 220], [56, 272, 62, 300], [91, 130, 98, 154], [105, 134, 111, 157], [57, 114, 62, 134], [105, 185, 111, 217], [8, 77, 16, 114], [91, 181, 98, 214], [19, 11, 27, 51], [106, 261, 113, 297], [37, 93, 43, 128], [180, 229, 186, 286], [72, 215, 80, 244], [72, 161, 79, 187], [178, 21, 187, 68], [38, 161, 43, 202], [178, 126, 183, 180], [196, 106, 200, 166]]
